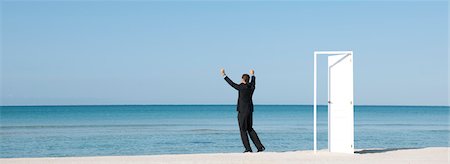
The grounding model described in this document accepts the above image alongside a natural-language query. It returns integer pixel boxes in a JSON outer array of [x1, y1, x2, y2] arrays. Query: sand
[[1, 147, 448, 164]]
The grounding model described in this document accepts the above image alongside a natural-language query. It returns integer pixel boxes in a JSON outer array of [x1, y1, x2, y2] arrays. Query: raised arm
[[224, 76, 240, 90], [221, 68, 239, 90], [250, 76, 255, 87], [249, 69, 255, 87]]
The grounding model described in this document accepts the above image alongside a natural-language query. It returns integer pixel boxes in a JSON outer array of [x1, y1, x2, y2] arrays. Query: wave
[[190, 141, 215, 144], [355, 123, 448, 126], [187, 129, 223, 132], [0, 124, 210, 129]]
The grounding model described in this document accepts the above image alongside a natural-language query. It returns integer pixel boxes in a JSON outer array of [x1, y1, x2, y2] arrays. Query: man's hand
[[250, 69, 255, 75], [221, 68, 226, 76]]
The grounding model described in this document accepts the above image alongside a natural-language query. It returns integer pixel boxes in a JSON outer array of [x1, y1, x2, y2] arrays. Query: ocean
[[0, 105, 448, 158]]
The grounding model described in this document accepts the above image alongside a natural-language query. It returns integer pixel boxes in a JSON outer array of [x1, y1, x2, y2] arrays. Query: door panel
[[328, 54, 354, 154]]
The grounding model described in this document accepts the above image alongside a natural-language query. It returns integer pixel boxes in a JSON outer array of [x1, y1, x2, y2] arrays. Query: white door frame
[[313, 51, 354, 153]]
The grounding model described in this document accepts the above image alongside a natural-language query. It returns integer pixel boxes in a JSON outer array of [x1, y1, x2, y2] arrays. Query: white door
[[328, 53, 354, 154]]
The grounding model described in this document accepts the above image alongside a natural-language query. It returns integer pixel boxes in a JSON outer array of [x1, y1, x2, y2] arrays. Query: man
[[221, 68, 265, 153]]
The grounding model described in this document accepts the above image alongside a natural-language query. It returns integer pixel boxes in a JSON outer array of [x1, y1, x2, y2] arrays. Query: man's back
[[224, 76, 255, 113]]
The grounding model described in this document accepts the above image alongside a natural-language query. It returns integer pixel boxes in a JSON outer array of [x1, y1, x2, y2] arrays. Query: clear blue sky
[[1, 1, 448, 106]]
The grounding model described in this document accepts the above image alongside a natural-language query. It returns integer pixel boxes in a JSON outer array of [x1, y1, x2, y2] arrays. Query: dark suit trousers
[[238, 112, 263, 151]]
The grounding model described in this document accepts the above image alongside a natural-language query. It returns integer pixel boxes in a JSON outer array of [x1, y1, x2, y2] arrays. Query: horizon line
[[1, 104, 449, 107]]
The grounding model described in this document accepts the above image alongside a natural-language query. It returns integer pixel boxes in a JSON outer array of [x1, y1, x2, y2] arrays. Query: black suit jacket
[[224, 76, 255, 113]]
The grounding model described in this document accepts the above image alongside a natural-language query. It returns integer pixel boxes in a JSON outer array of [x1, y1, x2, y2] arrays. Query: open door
[[328, 54, 354, 154]]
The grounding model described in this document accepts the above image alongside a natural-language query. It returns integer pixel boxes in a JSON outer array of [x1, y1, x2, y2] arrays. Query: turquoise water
[[0, 105, 448, 158]]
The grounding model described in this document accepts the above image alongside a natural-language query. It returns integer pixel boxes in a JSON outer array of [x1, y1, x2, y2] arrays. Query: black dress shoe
[[257, 146, 265, 152], [243, 150, 253, 153]]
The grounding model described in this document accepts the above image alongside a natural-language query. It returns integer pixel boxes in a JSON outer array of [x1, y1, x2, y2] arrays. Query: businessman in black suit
[[221, 68, 265, 153]]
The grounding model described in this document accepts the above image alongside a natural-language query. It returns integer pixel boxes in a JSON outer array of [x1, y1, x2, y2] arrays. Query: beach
[[1, 147, 448, 164]]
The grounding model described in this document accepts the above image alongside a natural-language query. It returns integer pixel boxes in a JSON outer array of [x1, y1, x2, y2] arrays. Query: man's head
[[241, 74, 250, 84]]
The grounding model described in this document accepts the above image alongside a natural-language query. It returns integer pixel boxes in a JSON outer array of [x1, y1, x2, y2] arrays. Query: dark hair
[[242, 74, 250, 83]]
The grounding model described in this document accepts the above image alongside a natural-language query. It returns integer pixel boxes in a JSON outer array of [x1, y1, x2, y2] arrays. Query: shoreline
[[1, 147, 448, 164]]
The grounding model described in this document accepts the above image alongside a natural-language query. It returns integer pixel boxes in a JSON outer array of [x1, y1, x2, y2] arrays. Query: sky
[[1, 1, 448, 106]]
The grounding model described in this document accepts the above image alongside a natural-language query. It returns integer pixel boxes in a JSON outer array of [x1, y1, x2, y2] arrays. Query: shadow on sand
[[354, 147, 422, 154]]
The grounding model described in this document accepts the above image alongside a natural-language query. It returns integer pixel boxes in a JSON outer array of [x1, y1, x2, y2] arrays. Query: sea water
[[0, 105, 448, 158]]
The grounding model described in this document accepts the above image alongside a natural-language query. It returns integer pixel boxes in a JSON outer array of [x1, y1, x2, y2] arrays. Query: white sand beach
[[1, 147, 448, 164]]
